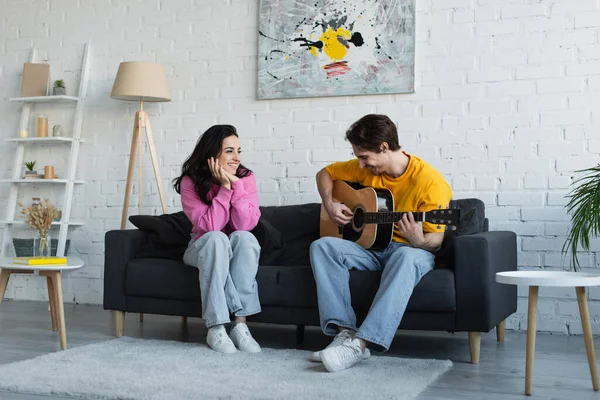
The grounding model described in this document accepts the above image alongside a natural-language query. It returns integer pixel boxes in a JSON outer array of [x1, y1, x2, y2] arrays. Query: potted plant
[[563, 164, 600, 271], [24, 161, 37, 178], [53, 79, 66, 95]]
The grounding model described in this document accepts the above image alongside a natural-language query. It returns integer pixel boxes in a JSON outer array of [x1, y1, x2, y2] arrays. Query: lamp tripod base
[[120, 109, 168, 230]]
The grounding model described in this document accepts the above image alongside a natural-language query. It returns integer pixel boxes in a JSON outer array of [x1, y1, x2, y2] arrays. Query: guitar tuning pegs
[[451, 226, 457, 231]]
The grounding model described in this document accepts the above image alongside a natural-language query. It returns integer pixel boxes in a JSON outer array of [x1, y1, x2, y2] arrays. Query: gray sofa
[[103, 199, 517, 363]]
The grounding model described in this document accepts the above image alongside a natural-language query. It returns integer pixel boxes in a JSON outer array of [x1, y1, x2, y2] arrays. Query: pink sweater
[[180, 173, 261, 240]]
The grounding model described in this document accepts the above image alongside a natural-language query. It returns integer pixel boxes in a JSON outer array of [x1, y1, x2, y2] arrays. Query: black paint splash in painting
[[374, 37, 393, 60], [259, 30, 285, 43], [349, 32, 364, 47], [265, 49, 286, 61], [293, 37, 324, 50]]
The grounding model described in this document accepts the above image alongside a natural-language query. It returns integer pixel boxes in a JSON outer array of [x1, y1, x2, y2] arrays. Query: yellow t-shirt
[[325, 152, 452, 244]]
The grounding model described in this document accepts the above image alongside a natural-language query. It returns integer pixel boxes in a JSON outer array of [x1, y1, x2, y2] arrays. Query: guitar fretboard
[[362, 212, 425, 224]]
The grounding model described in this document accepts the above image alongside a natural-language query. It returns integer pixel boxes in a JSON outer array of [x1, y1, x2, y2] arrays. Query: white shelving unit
[[0, 42, 91, 257]]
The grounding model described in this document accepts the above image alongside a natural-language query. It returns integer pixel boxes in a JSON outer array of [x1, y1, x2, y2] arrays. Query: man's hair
[[345, 114, 400, 153]]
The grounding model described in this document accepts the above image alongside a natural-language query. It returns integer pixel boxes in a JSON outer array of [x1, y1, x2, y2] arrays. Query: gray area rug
[[0, 337, 452, 400]]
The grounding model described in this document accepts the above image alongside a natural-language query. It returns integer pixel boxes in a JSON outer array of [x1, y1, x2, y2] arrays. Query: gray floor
[[0, 300, 599, 400]]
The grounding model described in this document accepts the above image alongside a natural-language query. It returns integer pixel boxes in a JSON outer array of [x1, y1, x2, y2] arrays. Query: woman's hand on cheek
[[223, 169, 239, 183], [208, 158, 231, 188]]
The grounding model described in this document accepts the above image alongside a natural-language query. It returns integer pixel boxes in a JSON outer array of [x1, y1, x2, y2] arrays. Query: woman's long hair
[[173, 125, 251, 204]]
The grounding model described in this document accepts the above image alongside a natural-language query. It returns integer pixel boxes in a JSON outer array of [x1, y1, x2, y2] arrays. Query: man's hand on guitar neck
[[325, 201, 354, 226], [397, 212, 425, 247], [397, 212, 444, 252]]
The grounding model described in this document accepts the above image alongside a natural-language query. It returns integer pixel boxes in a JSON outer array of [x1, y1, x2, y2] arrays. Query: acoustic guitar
[[319, 181, 460, 250]]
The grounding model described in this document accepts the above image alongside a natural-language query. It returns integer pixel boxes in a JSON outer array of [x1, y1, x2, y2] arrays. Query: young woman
[[173, 125, 262, 354]]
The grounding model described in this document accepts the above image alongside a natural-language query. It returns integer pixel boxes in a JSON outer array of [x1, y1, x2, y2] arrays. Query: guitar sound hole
[[353, 208, 365, 230]]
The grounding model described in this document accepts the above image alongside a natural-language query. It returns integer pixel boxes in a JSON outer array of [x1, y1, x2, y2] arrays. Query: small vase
[[34, 231, 51, 257]]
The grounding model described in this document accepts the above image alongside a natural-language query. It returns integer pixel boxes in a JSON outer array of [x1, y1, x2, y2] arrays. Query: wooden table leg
[[0, 270, 10, 306], [46, 271, 67, 350], [46, 276, 58, 331], [526, 286, 539, 396], [576, 286, 600, 391]]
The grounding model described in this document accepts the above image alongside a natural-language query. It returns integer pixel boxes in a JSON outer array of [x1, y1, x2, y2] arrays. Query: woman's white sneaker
[[230, 323, 261, 353], [207, 325, 237, 354]]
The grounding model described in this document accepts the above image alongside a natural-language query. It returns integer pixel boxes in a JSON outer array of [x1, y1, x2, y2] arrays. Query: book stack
[[23, 174, 44, 179], [13, 256, 67, 266]]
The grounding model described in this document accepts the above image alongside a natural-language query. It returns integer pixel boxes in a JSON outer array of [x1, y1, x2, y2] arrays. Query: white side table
[[496, 271, 600, 396], [0, 257, 84, 350]]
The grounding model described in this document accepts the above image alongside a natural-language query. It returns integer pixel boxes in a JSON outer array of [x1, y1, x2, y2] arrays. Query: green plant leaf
[[563, 164, 600, 272], [24, 161, 36, 171]]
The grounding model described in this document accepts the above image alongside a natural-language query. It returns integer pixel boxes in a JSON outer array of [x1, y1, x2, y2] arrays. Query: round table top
[[496, 271, 600, 287], [0, 256, 84, 271]]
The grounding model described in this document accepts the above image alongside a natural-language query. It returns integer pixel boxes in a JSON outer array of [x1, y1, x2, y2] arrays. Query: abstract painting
[[257, 0, 415, 100]]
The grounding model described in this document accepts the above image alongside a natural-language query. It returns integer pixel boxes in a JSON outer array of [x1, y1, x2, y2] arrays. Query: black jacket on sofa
[[104, 199, 517, 353]]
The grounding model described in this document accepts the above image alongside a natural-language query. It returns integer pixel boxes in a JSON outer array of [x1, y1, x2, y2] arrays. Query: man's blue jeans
[[309, 237, 435, 352]]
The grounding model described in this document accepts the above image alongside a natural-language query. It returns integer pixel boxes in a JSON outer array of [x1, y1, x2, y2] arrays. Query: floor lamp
[[110, 62, 171, 230]]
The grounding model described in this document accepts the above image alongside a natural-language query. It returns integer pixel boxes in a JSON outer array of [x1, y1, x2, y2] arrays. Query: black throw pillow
[[129, 212, 192, 260], [435, 208, 480, 268], [251, 217, 284, 256]]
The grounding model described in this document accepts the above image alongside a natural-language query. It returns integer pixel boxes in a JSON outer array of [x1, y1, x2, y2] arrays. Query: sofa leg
[[181, 316, 187, 323], [296, 325, 305, 347], [496, 319, 506, 342], [115, 311, 125, 338], [468, 332, 480, 364], [139, 313, 144, 322]]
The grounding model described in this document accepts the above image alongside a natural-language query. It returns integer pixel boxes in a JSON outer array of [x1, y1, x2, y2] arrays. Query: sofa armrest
[[103, 229, 148, 311], [453, 231, 518, 332]]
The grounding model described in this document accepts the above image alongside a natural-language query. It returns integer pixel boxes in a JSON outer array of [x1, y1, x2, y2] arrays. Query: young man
[[310, 114, 452, 372]]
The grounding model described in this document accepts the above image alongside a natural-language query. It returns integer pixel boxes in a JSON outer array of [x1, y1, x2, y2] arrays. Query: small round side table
[[496, 271, 600, 396], [0, 257, 84, 350]]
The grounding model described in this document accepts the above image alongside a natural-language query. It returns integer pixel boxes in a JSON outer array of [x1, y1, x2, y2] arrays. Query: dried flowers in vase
[[18, 198, 60, 257]]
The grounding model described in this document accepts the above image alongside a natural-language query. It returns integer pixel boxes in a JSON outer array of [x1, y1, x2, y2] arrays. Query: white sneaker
[[309, 330, 371, 362], [206, 325, 237, 354], [321, 338, 367, 372], [229, 323, 261, 353]]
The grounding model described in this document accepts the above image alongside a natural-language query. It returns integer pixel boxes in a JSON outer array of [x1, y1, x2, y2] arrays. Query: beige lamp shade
[[110, 62, 171, 102]]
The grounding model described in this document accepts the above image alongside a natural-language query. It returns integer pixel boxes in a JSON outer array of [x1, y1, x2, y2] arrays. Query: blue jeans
[[309, 237, 435, 352], [183, 231, 261, 328]]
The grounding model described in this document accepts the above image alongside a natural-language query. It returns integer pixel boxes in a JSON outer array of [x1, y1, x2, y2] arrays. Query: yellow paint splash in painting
[[319, 27, 351, 62]]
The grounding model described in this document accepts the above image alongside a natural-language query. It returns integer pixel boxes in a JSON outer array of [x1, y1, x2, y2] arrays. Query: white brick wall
[[1, 0, 600, 335]]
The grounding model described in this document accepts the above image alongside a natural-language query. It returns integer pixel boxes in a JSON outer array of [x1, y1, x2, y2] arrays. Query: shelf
[[9, 95, 81, 103], [0, 220, 85, 226], [5, 137, 84, 144], [0, 179, 85, 184]]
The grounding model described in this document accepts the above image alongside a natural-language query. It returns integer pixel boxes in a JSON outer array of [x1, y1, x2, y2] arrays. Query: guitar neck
[[362, 212, 425, 224]]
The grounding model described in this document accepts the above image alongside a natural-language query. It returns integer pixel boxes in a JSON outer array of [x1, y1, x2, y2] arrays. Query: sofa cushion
[[129, 212, 192, 261], [257, 265, 455, 312], [435, 207, 480, 268], [258, 203, 321, 266], [252, 217, 284, 255], [259, 203, 321, 243], [450, 198, 485, 232], [126, 258, 201, 301], [435, 198, 484, 268], [126, 260, 455, 313]]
